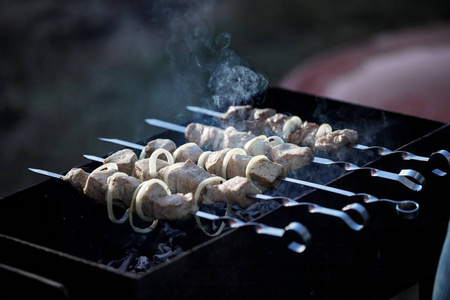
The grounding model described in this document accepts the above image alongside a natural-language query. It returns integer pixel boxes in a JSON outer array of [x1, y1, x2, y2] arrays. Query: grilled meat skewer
[[187, 105, 450, 177], [97, 139, 287, 190], [187, 105, 358, 152], [144, 120, 425, 192], [29, 167, 311, 251]]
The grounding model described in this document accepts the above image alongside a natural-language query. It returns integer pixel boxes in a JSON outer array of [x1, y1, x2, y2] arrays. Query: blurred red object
[[279, 25, 450, 123]]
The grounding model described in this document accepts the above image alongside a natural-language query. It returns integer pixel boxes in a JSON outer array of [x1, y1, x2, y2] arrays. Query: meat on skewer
[[64, 160, 261, 211], [63, 163, 197, 220], [187, 105, 358, 152], [158, 159, 261, 208], [96, 139, 288, 190], [143, 120, 426, 192], [184, 123, 313, 172], [61, 161, 263, 236], [29, 167, 312, 252]]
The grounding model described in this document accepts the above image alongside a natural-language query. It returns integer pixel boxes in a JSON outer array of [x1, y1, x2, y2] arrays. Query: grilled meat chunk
[[185, 123, 224, 150], [204, 148, 287, 189], [138, 180, 198, 221], [104, 149, 137, 176], [174, 143, 203, 164], [140, 138, 177, 159], [220, 127, 256, 149], [287, 121, 319, 146], [314, 129, 358, 152], [219, 106, 359, 152], [266, 113, 289, 135], [152, 193, 198, 220], [134, 158, 170, 181], [158, 160, 261, 207], [186, 123, 271, 155], [206, 176, 261, 208], [218, 105, 253, 126], [158, 160, 212, 202], [106, 173, 141, 208], [83, 163, 118, 204], [64, 168, 89, 192], [270, 143, 313, 172], [219, 105, 277, 134]]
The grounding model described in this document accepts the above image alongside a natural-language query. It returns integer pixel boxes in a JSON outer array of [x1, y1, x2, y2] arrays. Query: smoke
[[152, 0, 268, 110], [207, 33, 269, 108]]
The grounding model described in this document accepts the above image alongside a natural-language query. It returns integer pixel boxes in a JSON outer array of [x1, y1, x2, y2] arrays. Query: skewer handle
[[195, 211, 311, 253]]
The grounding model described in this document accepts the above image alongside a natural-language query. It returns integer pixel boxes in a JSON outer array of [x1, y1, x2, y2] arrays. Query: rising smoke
[[152, 0, 268, 110]]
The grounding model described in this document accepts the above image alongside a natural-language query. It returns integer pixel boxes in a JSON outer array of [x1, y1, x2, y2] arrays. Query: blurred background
[[1, 0, 450, 197]]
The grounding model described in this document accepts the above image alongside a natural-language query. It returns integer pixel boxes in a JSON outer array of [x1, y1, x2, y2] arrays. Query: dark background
[[1, 0, 449, 197]]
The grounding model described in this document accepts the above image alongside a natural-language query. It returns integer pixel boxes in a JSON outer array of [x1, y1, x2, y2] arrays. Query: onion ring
[[266, 135, 285, 146], [194, 176, 226, 204], [128, 181, 159, 233], [135, 179, 171, 222], [282, 116, 302, 138], [195, 203, 232, 237], [315, 123, 333, 138], [245, 155, 269, 192], [197, 151, 212, 169], [244, 135, 267, 156], [106, 172, 130, 224], [149, 149, 174, 179], [221, 148, 246, 179], [173, 142, 197, 162]]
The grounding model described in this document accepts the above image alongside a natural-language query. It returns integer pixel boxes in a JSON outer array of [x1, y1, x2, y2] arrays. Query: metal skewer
[[186, 105, 450, 177], [84, 153, 369, 231], [281, 177, 419, 220], [142, 119, 425, 192], [247, 193, 369, 231], [28, 167, 311, 253], [95, 137, 420, 219]]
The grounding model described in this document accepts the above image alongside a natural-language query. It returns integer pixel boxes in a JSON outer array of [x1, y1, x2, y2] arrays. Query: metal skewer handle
[[195, 211, 311, 253], [353, 145, 450, 177], [247, 193, 369, 231], [282, 177, 420, 220]]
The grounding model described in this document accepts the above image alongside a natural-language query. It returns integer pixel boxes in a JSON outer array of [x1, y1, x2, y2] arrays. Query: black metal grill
[[1, 87, 449, 299]]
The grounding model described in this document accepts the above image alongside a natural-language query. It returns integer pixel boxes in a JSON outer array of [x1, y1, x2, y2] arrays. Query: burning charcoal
[[134, 256, 151, 271], [153, 244, 183, 263]]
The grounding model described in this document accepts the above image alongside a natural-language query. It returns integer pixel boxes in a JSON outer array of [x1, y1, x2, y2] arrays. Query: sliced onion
[[163, 162, 184, 187], [266, 135, 285, 146], [282, 116, 302, 138], [149, 149, 174, 179], [212, 130, 225, 151], [173, 142, 197, 162], [128, 182, 159, 233], [139, 148, 147, 160], [106, 172, 130, 224], [315, 123, 333, 138], [197, 151, 212, 169], [245, 155, 268, 192], [194, 176, 226, 204], [244, 135, 267, 155], [135, 179, 171, 222], [221, 148, 246, 179], [195, 202, 231, 237]]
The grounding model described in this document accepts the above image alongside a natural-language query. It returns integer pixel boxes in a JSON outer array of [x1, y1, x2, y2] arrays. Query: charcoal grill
[[1, 87, 449, 299]]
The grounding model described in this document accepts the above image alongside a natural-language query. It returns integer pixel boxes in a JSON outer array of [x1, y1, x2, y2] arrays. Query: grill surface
[[1, 87, 449, 299]]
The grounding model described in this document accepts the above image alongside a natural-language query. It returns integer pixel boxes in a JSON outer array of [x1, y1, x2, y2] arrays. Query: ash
[[100, 198, 281, 274]]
